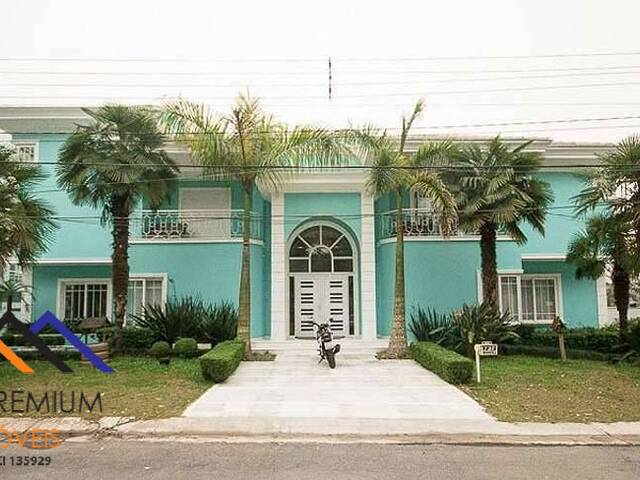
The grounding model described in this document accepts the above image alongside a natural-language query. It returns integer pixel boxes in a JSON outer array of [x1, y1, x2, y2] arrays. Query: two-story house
[[0, 107, 610, 342]]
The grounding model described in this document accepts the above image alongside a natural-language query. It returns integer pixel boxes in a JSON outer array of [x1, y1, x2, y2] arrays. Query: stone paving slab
[[184, 353, 493, 420]]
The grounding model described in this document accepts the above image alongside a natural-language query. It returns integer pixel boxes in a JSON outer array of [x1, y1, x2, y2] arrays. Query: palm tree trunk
[[388, 190, 407, 356], [237, 183, 252, 355], [480, 223, 498, 312], [612, 259, 630, 342], [111, 195, 130, 354]]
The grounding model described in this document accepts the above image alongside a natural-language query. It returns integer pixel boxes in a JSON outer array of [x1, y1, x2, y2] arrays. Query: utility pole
[[328, 57, 332, 100]]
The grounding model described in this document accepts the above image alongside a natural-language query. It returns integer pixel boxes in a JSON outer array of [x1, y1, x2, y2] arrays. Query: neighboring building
[[0, 107, 611, 340]]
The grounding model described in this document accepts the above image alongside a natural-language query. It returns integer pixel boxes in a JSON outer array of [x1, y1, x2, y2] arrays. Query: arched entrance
[[287, 222, 357, 338]]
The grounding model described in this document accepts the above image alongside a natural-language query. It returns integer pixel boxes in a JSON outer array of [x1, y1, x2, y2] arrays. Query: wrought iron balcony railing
[[379, 208, 458, 239], [130, 209, 263, 241]]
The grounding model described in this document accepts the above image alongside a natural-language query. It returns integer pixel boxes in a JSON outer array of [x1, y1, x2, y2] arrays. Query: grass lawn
[[460, 356, 640, 423], [0, 357, 212, 419]]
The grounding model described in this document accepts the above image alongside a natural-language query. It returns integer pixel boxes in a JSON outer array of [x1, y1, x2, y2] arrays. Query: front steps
[[252, 338, 388, 358]]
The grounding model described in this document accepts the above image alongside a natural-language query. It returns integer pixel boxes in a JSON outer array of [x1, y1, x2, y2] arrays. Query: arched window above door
[[289, 225, 354, 273]]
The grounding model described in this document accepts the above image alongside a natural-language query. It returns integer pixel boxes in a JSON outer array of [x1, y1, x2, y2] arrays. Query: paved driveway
[[184, 351, 492, 421]]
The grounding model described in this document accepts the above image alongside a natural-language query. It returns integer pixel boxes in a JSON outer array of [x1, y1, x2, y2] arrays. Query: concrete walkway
[[183, 350, 492, 421]]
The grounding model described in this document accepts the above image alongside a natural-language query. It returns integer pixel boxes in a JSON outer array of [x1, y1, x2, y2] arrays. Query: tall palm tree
[[162, 94, 350, 355], [56, 105, 178, 352], [353, 100, 457, 357], [0, 144, 56, 269], [573, 135, 640, 249], [448, 136, 553, 311], [567, 213, 634, 341]]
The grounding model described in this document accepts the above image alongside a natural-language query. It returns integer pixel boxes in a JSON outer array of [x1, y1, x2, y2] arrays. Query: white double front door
[[293, 273, 352, 338]]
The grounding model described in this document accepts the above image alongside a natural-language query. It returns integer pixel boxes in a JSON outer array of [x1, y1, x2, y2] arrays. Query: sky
[[1, 0, 640, 141]]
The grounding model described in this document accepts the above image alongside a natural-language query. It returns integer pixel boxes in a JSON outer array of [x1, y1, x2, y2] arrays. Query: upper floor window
[[12, 142, 38, 163], [498, 274, 561, 323]]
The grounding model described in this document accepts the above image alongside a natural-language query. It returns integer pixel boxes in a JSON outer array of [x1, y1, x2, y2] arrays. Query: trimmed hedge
[[149, 341, 172, 357], [501, 343, 610, 361], [410, 342, 474, 384], [173, 338, 199, 358], [200, 340, 245, 382], [109, 327, 160, 354], [522, 328, 619, 354], [1, 333, 66, 347]]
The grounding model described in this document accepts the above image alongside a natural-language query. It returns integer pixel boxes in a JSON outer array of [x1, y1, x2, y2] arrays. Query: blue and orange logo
[[0, 311, 113, 374]]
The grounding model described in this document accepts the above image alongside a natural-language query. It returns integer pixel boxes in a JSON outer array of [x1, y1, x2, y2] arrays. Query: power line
[[2, 80, 639, 102], [3, 64, 640, 77], [3, 115, 638, 135], [5, 69, 640, 89], [4, 51, 640, 63]]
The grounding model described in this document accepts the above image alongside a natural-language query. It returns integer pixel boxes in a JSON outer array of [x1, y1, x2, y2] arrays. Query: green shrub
[[199, 340, 245, 382], [109, 327, 159, 354], [444, 302, 519, 357], [132, 296, 204, 344], [148, 341, 171, 358], [522, 328, 619, 354], [2, 333, 65, 347], [0, 348, 81, 362], [410, 342, 474, 384], [500, 343, 610, 361], [200, 301, 238, 346], [173, 337, 199, 358], [409, 306, 449, 342]]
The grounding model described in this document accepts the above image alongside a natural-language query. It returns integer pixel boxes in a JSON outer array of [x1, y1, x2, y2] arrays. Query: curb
[[2, 417, 640, 446]]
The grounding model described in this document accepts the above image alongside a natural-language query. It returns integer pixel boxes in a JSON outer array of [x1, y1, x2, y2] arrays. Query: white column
[[360, 190, 377, 340], [270, 192, 287, 340], [596, 274, 610, 327], [22, 265, 33, 322]]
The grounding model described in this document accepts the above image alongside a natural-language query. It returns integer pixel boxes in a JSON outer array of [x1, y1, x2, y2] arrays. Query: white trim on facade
[[495, 273, 564, 324], [596, 274, 610, 327], [360, 189, 377, 340], [21, 265, 33, 323], [130, 239, 264, 246], [36, 258, 112, 265], [521, 253, 567, 261], [270, 192, 287, 341], [11, 139, 39, 163], [377, 235, 513, 245]]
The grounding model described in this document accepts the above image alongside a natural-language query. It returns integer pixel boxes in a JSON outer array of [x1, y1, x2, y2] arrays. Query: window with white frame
[[127, 277, 165, 319], [498, 275, 561, 323], [60, 280, 110, 321], [12, 142, 38, 163], [1, 264, 23, 319]]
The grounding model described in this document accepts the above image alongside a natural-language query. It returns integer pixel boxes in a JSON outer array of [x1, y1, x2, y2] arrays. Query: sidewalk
[[2, 416, 640, 445]]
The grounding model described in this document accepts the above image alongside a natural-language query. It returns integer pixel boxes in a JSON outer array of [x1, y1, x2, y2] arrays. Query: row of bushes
[[0, 332, 66, 347], [514, 325, 620, 354], [148, 338, 200, 358]]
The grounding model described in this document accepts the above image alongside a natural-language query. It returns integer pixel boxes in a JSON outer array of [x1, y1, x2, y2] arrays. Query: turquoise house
[[0, 108, 611, 341]]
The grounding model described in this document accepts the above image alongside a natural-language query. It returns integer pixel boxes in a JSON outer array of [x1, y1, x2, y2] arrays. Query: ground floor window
[[498, 275, 561, 323], [61, 281, 111, 322], [1, 263, 24, 319], [127, 277, 165, 319], [59, 275, 165, 322]]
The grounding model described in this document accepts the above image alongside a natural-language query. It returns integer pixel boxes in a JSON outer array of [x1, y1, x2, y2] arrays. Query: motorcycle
[[312, 320, 341, 368]]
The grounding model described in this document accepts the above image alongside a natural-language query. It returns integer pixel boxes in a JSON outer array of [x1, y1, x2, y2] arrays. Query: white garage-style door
[[288, 224, 357, 338]]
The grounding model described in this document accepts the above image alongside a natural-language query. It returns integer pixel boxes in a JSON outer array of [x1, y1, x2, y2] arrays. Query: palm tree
[[56, 105, 178, 352], [448, 136, 553, 311], [353, 100, 457, 357], [161, 94, 350, 355], [573, 136, 640, 249], [567, 213, 634, 341], [0, 144, 56, 269]]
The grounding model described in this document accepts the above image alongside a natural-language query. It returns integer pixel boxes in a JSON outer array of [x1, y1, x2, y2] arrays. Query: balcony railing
[[130, 209, 263, 241], [379, 208, 458, 239]]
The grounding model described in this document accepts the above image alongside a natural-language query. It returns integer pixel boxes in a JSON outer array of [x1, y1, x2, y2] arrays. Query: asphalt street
[[1, 439, 639, 479]]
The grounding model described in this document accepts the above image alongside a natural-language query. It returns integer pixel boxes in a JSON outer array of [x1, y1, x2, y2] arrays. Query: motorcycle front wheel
[[325, 350, 336, 369]]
